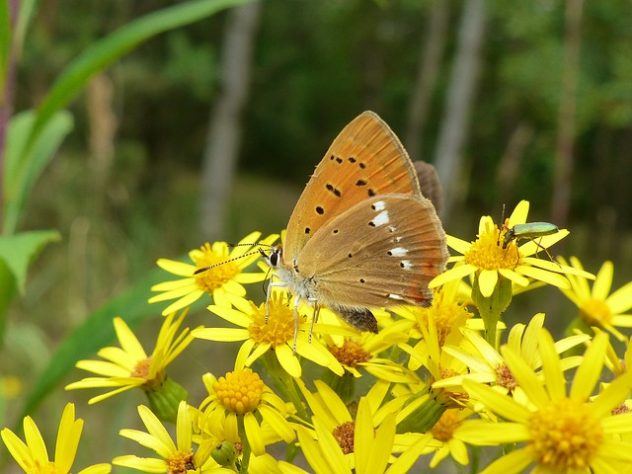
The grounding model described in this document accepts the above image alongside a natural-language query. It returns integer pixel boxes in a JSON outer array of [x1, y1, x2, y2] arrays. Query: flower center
[[248, 294, 298, 346], [580, 298, 612, 326], [417, 299, 472, 347], [495, 364, 517, 391], [131, 357, 152, 379], [464, 224, 520, 270], [333, 421, 355, 454], [213, 369, 264, 415], [528, 398, 603, 470], [166, 450, 195, 474], [329, 340, 371, 367], [612, 403, 630, 415], [431, 409, 461, 442], [193, 243, 240, 292]]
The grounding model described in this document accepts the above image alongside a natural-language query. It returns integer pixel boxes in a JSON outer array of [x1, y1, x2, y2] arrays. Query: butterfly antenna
[[227, 242, 275, 249], [194, 249, 262, 275]]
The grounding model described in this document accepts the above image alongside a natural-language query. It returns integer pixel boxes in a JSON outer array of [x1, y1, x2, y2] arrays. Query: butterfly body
[[264, 111, 448, 334]]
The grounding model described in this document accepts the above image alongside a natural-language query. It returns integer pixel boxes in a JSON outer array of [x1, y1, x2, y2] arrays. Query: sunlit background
[[2, 0, 632, 472]]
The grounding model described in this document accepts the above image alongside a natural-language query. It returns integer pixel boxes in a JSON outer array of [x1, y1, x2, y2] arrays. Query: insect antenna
[[193, 243, 274, 275]]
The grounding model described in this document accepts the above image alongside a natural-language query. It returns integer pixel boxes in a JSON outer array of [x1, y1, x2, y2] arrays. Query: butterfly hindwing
[[283, 111, 422, 265], [295, 194, 447, 309]]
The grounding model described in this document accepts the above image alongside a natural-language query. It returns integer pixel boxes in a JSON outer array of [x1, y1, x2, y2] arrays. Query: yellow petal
[[429, 264, 477, 289], [462, 380, 530, 423], [112, 455, 166, 472], [537, 330, 565, 402], [1, 428, 34, 472], [160, 291, 204, 315], [478, 270, 498, 297], [275, 344, 302, 377], [244, 412, 265, 456], [508, 201, 529, 226], [570, 332, 607, 402], [518, 229, 569, 256], [514, 265, 570, 289], [498, 268, 529, 287], [446, 235, 472, 254], [456, 420, 530, 444], [113, 318, 147, 360], [364, 413, 395, 474], [592, 261, 614, 299], [156, 259, 196, 276], [55, 404, 82, 473], [137, 406, 176, 456], [150, 278, 195, 292], [295, 426, 337, 474], [607, 281, 632, 314], [192, 327, 249, 342], [24, 416, 48, 464], [476, 447, 532, 474]]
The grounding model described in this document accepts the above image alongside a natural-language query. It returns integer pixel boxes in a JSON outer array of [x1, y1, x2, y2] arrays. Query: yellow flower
[[113, 402, 230, 473], [199, 369, 295, 457], [458, 331, 632, 473], [295, 393, 431, 474], [559, 257, 632, 340], [395, 408, 474, 468], [430, 200, 588, 297], [193, 292, 343, 377], [433, 313, 589, 401], [323, 319, 417, 383], [1, 403, 110, 474], [149, 231, 278, 314], [66, 310, 195, 404]]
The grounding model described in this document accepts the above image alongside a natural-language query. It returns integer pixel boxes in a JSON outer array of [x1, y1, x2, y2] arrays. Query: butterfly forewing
[[295, 194, 447, 309], [284, 111, 422, 265]]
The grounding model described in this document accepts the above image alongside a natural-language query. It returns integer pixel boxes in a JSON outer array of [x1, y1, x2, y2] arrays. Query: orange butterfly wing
[[284, 111, 422, 265]]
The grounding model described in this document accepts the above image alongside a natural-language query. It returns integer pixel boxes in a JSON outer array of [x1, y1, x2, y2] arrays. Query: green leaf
[[4, 110, 73, 234], [0, 230, 60, 293], [19, 267, 205, 419], [14, 0, 39, 57], [24, 0, 251, 156]]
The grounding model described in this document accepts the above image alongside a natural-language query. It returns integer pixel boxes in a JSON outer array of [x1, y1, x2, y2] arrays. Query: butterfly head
[[259, 245, 283, 269]]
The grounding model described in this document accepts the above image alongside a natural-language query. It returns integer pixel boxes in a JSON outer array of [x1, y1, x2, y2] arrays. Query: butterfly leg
[[292, 294, 301, 352], [308, 300, 320, 344]]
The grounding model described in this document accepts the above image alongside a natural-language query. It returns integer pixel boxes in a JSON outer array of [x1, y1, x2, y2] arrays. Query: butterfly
[[261, 111, 448, 342]]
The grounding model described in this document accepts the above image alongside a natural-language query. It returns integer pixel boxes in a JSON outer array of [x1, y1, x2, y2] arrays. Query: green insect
[[502, 222, 559, 249]]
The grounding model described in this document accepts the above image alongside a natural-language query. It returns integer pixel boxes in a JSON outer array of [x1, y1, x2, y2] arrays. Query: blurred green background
[[1, 0, 632, 471]]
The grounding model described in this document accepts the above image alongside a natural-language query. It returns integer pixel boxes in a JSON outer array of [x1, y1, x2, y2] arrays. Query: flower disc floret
[[193, 243, 241, 292], [580, 298, 612, 326], [166, 450, 195, 474], [213, 369, 264, 416], [464, 227, 520, 270], [248, 297, 295, 346], [329, 340, 371, 367], [528, 398, 603, 470], [332, 421, 355, 454]]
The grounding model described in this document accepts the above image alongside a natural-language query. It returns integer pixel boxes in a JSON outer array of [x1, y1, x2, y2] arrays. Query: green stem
[[471, 274, 512, 350], [261, 352, 308, 420], [237, 416, 251, 474]]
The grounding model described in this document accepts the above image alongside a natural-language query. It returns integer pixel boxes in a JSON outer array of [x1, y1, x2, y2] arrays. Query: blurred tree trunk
[[497, 122, 533, 203], [434, 0, 486, 221], [405, 1, 449, 162], [200, 2, 261, 240], [551, 0, 584, 227]]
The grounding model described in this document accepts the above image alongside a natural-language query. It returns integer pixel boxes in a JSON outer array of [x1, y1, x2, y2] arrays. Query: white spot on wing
[[390, 247, 408, 256], [388, 293, 404, 300], [372, 210, 389, 227], [401, 260, 413, 269], [373, 200, 386, 211]]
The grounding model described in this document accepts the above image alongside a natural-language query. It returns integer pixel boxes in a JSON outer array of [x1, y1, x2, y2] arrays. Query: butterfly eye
[[269, 248, 281, 267]]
